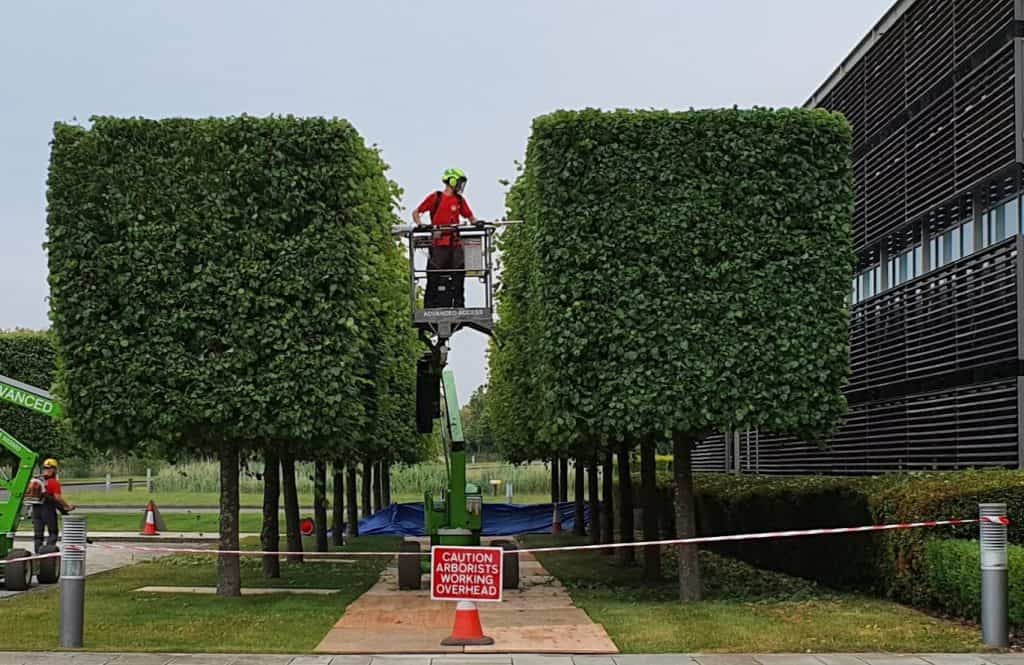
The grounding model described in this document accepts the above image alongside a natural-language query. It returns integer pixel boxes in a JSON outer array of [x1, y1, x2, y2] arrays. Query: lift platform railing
[[392, 221, 520, 339]]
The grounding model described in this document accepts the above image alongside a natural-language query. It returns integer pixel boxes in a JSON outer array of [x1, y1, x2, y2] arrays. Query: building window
[[890, 245, 921, 288], [982, 197, 1021, 248], [930, 220, 974, 269]]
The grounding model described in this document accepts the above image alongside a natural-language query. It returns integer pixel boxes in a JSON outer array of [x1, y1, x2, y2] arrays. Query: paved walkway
[[316, 541, 616, 654], [0, 653, 1020, 664]]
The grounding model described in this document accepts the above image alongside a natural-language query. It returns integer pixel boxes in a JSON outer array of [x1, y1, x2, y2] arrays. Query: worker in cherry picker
[[412, 168, 480, 308], [24, 457, 75, 553]]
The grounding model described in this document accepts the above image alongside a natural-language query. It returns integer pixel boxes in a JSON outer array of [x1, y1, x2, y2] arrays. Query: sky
[[1, 0, 893, 404]]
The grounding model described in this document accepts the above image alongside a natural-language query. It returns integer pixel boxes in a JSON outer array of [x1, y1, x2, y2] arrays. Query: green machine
[[0, 374, 64, 590], [423, 369, 484, 547], [392, 221, 520, 591]]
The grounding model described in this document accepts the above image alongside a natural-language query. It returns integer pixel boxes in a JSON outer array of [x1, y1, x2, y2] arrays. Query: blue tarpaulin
[[357, 502, 591, 537]]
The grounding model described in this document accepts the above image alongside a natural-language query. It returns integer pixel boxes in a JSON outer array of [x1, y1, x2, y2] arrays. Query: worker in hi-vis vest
[[412, 168, 480, 309], [24, 457, 75, 552]]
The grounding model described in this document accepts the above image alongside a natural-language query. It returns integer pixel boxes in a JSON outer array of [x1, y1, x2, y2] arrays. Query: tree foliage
[[47, 115, 393, 454], [491, 108, 854, 445]]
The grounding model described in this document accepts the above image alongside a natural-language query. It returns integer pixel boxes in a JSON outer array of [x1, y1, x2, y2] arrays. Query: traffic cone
[[441, 601, 494, 646], [552, 503, 562, 535], [141, 500, 160, 536]]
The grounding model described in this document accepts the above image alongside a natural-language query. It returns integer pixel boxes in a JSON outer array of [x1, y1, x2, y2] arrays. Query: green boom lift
[[0, 373, 64, 590], [392, 220, 520, 591]]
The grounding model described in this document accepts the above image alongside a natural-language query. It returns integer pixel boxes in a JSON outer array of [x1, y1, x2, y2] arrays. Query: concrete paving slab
[[691, 657, 760, 665], [366, 658, 431, 665], [852, 658, 931, 665], [108, 655, 177, 665], [135, 586, 338, 595], [431, 658, 512, 665], [978, 657, 1024, 665], [920, 656, 999, 665], [165, 657, 238, 665], [505, 657, 573, 665], [753, 657, 826, 665], [612, 656, 698, 665], [570, 658, 615, 665], [327, 658, 372, 665], [815, 657, 868, 665], [225, 657, 297, 665], [287, 658, 335, 665]]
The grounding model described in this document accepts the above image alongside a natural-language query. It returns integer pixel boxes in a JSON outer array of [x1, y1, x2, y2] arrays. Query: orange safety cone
[[552, 503, 562, 535], [441, 601, 494, 646], [141, 500, 160, 536]]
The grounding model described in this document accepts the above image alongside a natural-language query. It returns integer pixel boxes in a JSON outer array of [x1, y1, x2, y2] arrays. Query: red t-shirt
[[416, 192, 474, 247], [45, 478, 62, 496]]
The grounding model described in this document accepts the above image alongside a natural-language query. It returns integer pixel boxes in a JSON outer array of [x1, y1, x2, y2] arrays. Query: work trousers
[[425, 245, 465, 308], [32, 503, 59, 552]]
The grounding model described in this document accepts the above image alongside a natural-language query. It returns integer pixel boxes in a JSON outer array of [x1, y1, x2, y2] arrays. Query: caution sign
[[430, 546, 503, 602]]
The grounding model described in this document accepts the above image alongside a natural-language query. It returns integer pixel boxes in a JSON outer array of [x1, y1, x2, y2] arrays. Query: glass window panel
[[962, 220, 974, 255], [913, 245, 922, 277], [943, 229, 955, 263], [996, 205, 1007, 241], [982, 212, 991, 247], [1007, 198, 1019, 237], [930, 237, 939, 268]]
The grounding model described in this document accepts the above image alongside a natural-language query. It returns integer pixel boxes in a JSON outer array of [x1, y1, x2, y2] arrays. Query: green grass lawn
[[522, 534, 985, 653], [0, 536, 400, 652]]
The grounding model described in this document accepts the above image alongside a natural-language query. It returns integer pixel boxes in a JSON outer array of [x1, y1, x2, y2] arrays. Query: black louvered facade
[[694, 0, 1024, 475]]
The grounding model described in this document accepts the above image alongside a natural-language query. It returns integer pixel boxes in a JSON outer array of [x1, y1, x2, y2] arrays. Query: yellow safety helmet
[[42, 458, 58, 469]]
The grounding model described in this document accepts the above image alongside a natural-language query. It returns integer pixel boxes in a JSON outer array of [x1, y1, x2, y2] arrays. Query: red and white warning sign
[[430, 546, 504, 603]]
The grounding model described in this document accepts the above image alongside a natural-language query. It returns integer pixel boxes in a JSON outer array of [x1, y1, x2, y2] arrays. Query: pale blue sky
[[1, 0, 891, 403]]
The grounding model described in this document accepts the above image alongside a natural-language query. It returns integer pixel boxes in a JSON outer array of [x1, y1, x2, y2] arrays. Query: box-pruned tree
[[501, 108, 854, 600], [46, 115, 395, 596]]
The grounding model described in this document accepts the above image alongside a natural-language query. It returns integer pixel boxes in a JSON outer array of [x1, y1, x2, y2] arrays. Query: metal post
[[104, 473, 111, 492], [505, 482, 513, 503], [146, 468, 153, 493], [59, 514, 87, 648], [980, 503, 1009, 648]]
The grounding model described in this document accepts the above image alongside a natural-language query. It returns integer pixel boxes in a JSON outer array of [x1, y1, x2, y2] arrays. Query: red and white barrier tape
[[49, 515, 1008, 560], [2, 550, 64, 565]]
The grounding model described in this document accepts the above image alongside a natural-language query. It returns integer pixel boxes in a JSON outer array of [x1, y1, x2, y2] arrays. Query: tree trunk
[[587, 459, 601, 545], [550, 457, 560, 504], [217, 444, 241, 597], [314, 460, 328, 553], [281, 452, 303, 563], [373, 461, 384, 513], [601, 448, 614, 554], [673, 432, 703, 602], [641, 439, 660, 582], [361, 462, 373, 518], [617, 441, 635, 565], [573, 459, 586, 536], [261, 447, 281, 578], [559, 457, 569, 503], [382, 463, 392, 506], [346, 464, 359, 537], [332, 463, 345, 546]]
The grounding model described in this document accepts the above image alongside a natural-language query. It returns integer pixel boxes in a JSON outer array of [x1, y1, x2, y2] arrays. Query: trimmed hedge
[[46, 116, 393, 454], [497, 107, 853, 446], [628, 471, 1024, 619], [0, 331, 79, 459], [922, 539, 1024, 626]]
